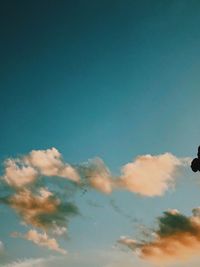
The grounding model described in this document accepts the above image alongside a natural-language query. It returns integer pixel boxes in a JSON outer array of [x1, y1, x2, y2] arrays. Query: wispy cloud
[[12, 230, 67, 255], [79, 158, 113, 194], [1, 257, 55, 267]]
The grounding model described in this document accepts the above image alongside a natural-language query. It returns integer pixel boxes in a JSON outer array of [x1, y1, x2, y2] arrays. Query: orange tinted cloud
[[9, 187, 78, 230], [118, 209, 200, 264]]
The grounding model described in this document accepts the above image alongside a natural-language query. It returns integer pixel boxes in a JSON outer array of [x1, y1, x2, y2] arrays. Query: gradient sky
[[1, 1, 200, 266]]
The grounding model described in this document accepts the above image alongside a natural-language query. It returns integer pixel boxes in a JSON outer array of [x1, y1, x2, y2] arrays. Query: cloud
[[118, 236, 139, 250], [1, 257, 57, 267], [118, 153, 182, 197], [12, 230, 67, 255], [79, 158, 113, 194], [0, 148, 81, 254], [0, 250, 145, 267], [24, 148, 80, 182], [80, 153, 185, 197], [118, 208, 200, 264], [51, 225, 67, 236], [1, 149, 187, 196], [1, 148, 80, 188], [0, 148, 190, 256], [8, 187, 78, 230], [2, 159, 38, 188]]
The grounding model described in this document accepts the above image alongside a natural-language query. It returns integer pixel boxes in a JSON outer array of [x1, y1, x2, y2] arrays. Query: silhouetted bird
[[191, 146, 200, 172]]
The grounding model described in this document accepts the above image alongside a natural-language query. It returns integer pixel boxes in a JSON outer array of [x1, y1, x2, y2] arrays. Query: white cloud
[[3, 159, 38, 188], [24, 148, 80, 182]]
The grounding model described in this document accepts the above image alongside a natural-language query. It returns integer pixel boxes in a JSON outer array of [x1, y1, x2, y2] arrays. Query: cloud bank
[[0, 147, 189, 255], [1, 148, 186, 197]]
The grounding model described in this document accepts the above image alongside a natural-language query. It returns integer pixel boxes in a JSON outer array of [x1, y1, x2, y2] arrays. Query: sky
[[1, 0, 200, 266]]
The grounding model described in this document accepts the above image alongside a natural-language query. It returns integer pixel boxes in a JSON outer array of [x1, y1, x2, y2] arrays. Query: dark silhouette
[[191, 146, 200, 172]]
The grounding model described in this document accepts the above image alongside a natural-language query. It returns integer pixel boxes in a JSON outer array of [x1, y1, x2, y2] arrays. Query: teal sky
[[1, 1, 200, 266]]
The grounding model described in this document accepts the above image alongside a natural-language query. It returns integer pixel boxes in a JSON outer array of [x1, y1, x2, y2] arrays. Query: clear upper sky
[[1, 1, 200, 266]]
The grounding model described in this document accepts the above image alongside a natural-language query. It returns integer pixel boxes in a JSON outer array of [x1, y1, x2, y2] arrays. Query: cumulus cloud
[[1, 148, 80, 188], [118, 208, 200, 264], [12, 230, 67, 255], [0, 148, 81, 254], [80, 153, 186, 197], [118, 153, 182, 196], [2, 159, 38, 188], [24, 148, 80, 182], [8, 187, 78, 230], [0, 148, 190, 256], [1, 149, 187, 196]]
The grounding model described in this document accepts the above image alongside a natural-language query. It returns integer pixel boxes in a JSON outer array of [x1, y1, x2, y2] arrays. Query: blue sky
[[1, 1, 200, 266]]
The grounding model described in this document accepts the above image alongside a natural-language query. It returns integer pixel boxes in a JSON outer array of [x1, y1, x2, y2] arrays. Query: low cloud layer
[[118, 208, 200, 264]]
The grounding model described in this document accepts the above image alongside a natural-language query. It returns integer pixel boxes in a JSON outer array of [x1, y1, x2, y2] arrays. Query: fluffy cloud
[[2, 159, 38, 188], [118, 153, 182, 196], [118, 208, 200, 264], [1, 149, 187, 196], [80, 153, 185, 197], [0, 148, 81, 254], [0, 148, 190, 256], [24, 148, 80, 182], [8, 188, 78, 230], [1, 148, 80, 188], [12, 230, 67, 255]]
